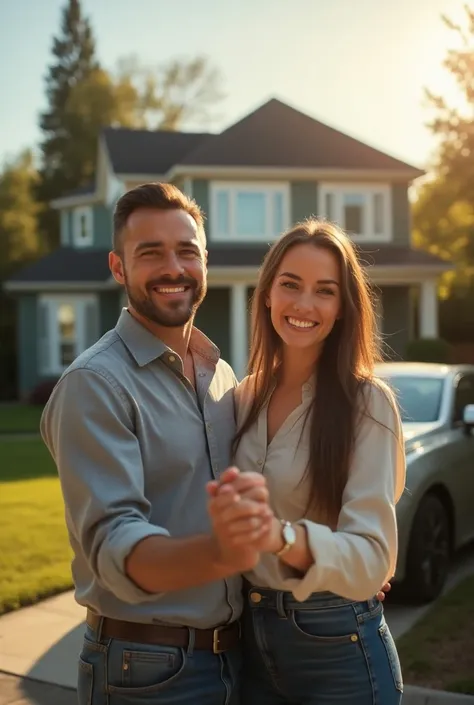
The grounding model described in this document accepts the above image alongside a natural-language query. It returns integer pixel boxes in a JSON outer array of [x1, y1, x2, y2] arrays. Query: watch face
[[283, 523, 297, 545]]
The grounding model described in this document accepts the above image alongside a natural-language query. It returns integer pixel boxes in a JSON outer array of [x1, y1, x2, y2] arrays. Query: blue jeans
[[77, 623, 242, 705], [241, 586, 403, 705]]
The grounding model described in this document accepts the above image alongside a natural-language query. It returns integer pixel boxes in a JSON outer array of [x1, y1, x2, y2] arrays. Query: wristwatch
[[274, 519, 297, 558]]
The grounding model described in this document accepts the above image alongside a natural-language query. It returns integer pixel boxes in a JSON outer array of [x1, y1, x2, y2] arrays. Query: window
[[38, 295, 99, 375], [73, 206, 93, 247], [210, 183, 290, 241], [380, 375, 445, 423], [318, 184, 391, 241], [453, 374, 474, 423]]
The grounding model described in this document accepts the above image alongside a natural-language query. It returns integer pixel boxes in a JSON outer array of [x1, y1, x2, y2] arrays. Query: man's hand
[[207, 468, 274, 571]]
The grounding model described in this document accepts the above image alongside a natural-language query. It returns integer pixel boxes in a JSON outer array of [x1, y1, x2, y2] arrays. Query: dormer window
[[73, 206, 93, 247]]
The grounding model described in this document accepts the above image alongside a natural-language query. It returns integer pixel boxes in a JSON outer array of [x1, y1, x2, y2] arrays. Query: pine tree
[[37, 0, 98, 248]]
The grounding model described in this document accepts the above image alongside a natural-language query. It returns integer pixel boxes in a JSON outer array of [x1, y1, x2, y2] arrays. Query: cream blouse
[[234, 375, 406, 602]]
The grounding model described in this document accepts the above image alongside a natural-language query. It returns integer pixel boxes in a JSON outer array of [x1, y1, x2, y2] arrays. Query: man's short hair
[[112, 182, 205, 252]]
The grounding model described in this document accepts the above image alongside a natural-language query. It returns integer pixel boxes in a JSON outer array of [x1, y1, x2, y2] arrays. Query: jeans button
[[250, 592, 262, 603]]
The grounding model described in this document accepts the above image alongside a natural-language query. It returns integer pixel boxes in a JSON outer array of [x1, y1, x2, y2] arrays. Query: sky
[[0, 0, 468, 171]]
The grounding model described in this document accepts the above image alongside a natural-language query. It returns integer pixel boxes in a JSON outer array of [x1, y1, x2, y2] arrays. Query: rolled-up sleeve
[[40, 366, 171, 604], [277, 383, 406, 602]]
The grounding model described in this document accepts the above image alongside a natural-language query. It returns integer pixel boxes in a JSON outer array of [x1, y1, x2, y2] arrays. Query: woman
[[208, 219, 406, 705]]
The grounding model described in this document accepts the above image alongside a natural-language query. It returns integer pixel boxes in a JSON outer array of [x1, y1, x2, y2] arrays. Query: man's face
[[110, 208, 207, 328]]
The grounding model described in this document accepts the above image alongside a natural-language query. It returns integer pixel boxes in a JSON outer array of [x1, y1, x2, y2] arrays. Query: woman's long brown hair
[[234, 218, 383, 525]]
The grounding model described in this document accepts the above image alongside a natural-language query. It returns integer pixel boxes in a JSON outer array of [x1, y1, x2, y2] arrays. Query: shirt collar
[[115, 308, 220, 368]]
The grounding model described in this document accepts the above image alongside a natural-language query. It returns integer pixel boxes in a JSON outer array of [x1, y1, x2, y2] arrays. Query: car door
[[450, 372, 474, 545]]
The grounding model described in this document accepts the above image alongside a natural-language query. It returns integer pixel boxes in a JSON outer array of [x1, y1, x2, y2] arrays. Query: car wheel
[[404, 493, 451, 604]]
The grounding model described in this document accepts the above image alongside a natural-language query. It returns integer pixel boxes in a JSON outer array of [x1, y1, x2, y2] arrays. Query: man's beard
[[124, 270, 207, 328]]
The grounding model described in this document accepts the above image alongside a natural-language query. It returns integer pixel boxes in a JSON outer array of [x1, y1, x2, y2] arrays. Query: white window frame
[[38, 294, 98, 376], [318, 183, 392, 242], [210, 182, 290, 242], [72, 206, 93, 247]]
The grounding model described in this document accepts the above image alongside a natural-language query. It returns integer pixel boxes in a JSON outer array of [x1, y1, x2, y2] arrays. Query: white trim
[[230, 283, 249, 380], [182, 178, 193, 197], [168, 165, 423, 183], [210, 181, 290, 242], [38, 293, 98, 376], [318, 183, 392, 242], [419, 280, 439, 338], [50, 192, 100, 209], [72, 206, 93, 247]]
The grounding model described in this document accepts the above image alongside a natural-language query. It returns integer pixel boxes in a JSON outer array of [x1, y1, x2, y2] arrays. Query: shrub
[[406, 338, 452, 364], [28, 379, 59, 406]]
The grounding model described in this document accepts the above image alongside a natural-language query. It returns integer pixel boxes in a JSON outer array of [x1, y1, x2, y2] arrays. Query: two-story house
[[5, 98, 449, 399]]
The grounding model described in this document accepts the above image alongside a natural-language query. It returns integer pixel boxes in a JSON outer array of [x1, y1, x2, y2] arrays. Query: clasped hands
[[207, 466, 279, 573], [206, 466, 392, 602]]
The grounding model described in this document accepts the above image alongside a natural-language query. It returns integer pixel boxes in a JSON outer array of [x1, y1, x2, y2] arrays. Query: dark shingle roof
[[178, 99, 423, 173], [102, 128, 212, 175], [100, 99, 422, 177], [206, 244, 449, 268], [6, 244, 447, 286], [7, 248, 111, 283]]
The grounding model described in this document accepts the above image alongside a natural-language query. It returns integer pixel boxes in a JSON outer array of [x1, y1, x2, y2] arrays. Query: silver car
[[375, 362, 474, 603]]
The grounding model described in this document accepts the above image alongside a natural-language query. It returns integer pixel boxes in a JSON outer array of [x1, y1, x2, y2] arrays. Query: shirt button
[[168, 355, 176, 363], [257, 459, 263, 466], [199, 372, 206, 378], [206, 423, 212, 432]]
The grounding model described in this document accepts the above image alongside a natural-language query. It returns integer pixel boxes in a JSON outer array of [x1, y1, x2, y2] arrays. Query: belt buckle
[[212, 625, 226, 654]]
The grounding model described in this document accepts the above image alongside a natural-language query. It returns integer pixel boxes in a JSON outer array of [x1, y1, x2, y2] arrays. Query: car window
[[382, 376, 444, 423], [453, 374, 474, 422]]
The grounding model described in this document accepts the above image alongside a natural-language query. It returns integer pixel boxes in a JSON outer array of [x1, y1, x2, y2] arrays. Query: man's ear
[[109, 251, 125, 286]]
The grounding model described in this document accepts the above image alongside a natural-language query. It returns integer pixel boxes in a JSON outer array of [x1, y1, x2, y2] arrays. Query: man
[[41, 182, 390, 705]]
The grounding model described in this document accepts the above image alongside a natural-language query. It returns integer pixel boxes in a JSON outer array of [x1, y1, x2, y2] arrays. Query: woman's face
[[267, 243, 342, 354]]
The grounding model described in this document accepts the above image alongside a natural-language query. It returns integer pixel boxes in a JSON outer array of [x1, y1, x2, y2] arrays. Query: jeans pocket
[[379, 622, 404, 693], [107, 640, 187, 696], [289, 608, 360, 644], [77, 657, 93, 705]]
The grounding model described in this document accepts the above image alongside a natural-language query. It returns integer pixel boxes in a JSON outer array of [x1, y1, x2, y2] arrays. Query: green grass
[[0, 404, 44, 434], [397, 575, 474, 695], [0, 439, 73, 614]]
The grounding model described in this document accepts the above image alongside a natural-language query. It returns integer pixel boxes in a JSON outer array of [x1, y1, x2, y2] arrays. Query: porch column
[[419, 279, 439, 338], [230, 283, 248, 380]]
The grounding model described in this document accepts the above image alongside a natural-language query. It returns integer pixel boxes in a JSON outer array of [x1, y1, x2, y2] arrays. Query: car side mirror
[[463, 404, 474, 435]]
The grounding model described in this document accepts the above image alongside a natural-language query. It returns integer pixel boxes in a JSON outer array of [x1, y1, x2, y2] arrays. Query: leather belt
[[86, 610, 240, 654]]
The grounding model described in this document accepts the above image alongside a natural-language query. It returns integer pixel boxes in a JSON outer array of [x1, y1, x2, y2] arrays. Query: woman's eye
[[281, 281, 297, 289]]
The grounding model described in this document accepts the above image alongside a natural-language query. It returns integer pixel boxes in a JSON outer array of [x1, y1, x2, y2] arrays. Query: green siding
[[291, 182, 318, 223], [17, 294, 39, 398], [60, 210, 70, 245], [194, 287, 230, 364], [99, 291, 120, 333], [192, 180, 210, 235], [381, 286, 412, 360], [391, 183, 411, 246], [92, 204, 113, 249]]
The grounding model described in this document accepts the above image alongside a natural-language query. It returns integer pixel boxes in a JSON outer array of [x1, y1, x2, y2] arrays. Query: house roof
[[5, 244, 448, 287], [177, 99, 422, 173], [100, 99, 423, 177], [102, 128, 212, 175], [6, 247, 111, 284], [207, 244, 449, 268]]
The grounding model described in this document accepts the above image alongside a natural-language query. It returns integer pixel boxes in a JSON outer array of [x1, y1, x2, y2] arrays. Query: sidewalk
[[0, 592, 84, 689], [0, 590, 473, 705]]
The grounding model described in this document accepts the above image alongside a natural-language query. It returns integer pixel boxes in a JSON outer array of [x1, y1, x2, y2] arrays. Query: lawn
[[397, 574, 474, 696], [0, 404, 44, 434], [0, 438, 73, 615]]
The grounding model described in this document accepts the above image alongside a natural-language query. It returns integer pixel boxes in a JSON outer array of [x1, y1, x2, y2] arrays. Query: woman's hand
[[206, 468, 275, 566]]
